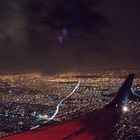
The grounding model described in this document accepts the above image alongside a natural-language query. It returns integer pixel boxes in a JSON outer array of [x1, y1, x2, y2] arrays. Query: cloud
[[43, 0, 107, 31], [0, 0, 139, 73]]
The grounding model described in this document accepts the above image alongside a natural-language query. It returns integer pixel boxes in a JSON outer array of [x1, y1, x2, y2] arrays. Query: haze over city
[[0, 0, 139, 73]]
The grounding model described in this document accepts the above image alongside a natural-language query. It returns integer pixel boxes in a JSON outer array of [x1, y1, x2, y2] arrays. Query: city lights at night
[[0, 0, 139, 140]]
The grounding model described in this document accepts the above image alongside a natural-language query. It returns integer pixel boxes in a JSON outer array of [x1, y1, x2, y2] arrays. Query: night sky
[[0, 0, 140, 74]]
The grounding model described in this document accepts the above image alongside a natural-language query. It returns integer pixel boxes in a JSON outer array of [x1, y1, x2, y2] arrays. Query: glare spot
[[122, 106, 128, 112], [62, 28, 68, 37], [58, 36, 63, 44]]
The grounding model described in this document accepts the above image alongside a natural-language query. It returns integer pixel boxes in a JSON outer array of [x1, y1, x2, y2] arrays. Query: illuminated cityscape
[[0, 0, 140, 139], [0, 70, 139, 139]]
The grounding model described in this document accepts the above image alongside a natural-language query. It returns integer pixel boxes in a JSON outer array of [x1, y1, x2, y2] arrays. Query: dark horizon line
[[0, 68, 139, 75]]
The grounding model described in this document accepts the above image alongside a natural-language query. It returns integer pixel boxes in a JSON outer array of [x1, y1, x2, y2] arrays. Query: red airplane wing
[[1, 120, 95, 140]]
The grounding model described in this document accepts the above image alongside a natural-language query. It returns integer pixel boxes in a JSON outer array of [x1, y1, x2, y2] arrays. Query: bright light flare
[[122, 106, 128, 112]]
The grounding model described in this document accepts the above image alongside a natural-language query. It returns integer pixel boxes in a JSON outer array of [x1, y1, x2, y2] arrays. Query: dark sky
[[0, 0, 140, 74]]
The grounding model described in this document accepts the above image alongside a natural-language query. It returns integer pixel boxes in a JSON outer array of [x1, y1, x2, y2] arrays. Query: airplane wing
[[106, 73, 135, 107], [1, 120, 95, 140]]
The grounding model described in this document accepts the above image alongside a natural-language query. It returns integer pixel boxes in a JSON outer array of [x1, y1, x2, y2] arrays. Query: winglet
[[107, 73, 135, 108]]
